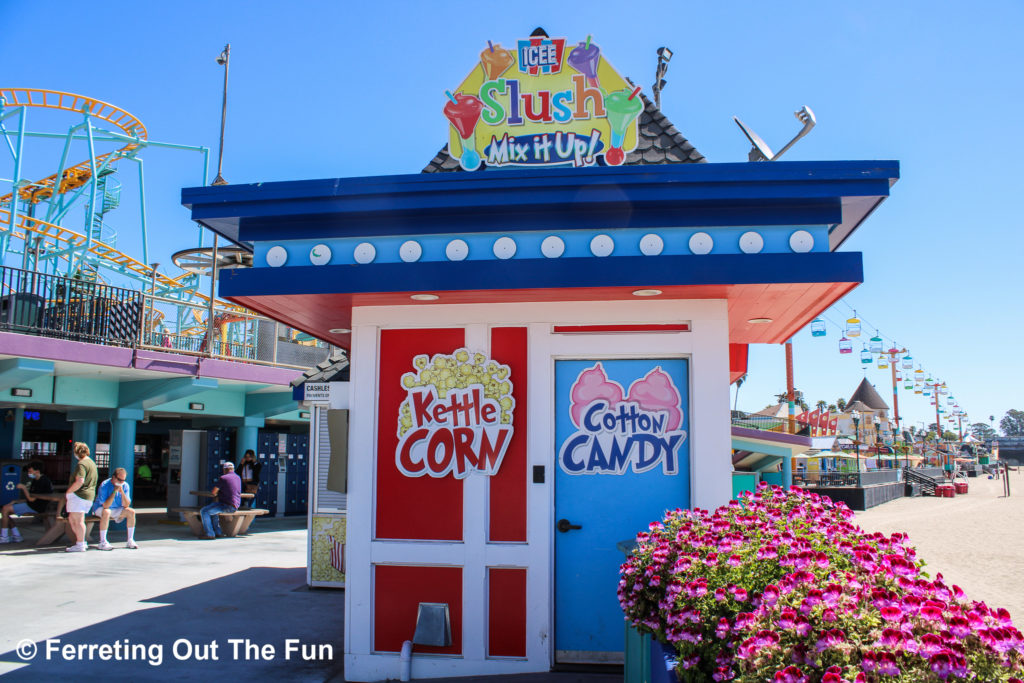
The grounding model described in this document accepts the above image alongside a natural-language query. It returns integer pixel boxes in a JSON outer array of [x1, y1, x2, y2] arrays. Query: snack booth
[[182, 30, 897, 682]]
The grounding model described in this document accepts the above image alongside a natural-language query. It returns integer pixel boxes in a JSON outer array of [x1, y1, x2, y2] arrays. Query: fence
[[0, 265, 142, 346], [800, 468, 901, 488], [0, 264, 334, 369]]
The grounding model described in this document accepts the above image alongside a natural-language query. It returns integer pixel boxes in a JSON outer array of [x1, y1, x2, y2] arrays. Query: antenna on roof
[[732, 106, 816, 161], [652, 47, 672, 110]]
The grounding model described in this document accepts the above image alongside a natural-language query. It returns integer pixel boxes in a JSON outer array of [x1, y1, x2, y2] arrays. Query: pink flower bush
[[619, 484, 1024, 681]]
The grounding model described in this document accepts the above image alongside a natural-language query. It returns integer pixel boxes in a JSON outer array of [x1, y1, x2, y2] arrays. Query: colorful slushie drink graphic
[[566, 36, 601, 88], [603, 86, 643, 166], [443, 90, 484, 171], [480, 40, 515, 80]]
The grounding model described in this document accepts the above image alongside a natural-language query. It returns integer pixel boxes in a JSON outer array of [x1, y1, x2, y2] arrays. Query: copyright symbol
[[16, 639, 37, 660]]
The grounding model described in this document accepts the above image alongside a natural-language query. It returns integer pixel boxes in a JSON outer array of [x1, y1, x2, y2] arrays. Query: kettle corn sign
[[443, 33, 643, 170], [396, 349, 514, 479]]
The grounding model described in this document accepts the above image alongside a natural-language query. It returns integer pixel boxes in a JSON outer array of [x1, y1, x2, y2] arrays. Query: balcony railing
[[0, 264, 334, 370]]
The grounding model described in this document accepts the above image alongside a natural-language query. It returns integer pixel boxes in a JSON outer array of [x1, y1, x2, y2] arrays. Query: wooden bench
[[171, 507, 269, 538], [34, 514, 102, 547]]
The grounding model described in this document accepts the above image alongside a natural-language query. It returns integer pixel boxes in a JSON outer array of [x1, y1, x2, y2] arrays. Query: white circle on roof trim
[[445, 239, 469, 261], [789, 230, 814, 253], [739, 231, 764, 254], [309, 244, 332, 266], [639, 233, 664, 256], [590, 234, 614, 257], [266, 246, 287, 267], [399, 240, 422, 263], [492, 236, 517, 259], [353, 242, 376, 264], [541, 235, 565, 258], [688, 232, 713, 255]]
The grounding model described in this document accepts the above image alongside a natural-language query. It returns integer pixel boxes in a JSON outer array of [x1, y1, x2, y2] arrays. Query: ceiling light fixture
[[632, 289, 663, 297], [410, 294, 439, 301], [747, 317, 773, 324], [328, 328, 351, 334]]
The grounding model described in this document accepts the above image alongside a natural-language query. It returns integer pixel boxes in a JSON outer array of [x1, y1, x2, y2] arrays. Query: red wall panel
[[488, 567, 527, 657], [488, 327, 528, 542], [374, 564, 463, 654], [376, 328, 465, 540]]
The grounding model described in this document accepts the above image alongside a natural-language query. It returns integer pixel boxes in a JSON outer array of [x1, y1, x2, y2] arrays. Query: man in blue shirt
[[92, 467, 139, 550], [199, 461, 242, 539]]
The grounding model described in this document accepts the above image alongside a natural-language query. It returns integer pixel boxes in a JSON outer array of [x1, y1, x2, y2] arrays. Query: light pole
[[213, 44, 230, 186], [652, 47, 672, 110], [852, 409, 861, 488]]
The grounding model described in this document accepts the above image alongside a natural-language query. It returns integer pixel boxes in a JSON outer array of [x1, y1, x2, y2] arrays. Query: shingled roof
[[289, 350, 350, 388], [422, 92, 705, 173], [847, 378, 890, 411]]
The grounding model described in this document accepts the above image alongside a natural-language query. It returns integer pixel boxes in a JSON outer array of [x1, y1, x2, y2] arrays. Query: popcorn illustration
[[398, 349, 515, 436]]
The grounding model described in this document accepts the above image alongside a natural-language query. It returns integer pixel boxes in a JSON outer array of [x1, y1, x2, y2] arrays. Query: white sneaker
[[11, 535, 23, 544], [65, 543, 87, 553], [0, 536, 11, 544], [126, 541, 139, 549], [97, 541, 113, 551]]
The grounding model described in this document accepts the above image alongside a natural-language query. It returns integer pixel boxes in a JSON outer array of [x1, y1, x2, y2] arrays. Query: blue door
[[554, 359, 690, 664]]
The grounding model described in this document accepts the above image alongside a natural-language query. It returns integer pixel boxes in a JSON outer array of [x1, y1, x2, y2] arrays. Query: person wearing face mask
[[0, 461, 52, 544], [92, 467, 139, 550]]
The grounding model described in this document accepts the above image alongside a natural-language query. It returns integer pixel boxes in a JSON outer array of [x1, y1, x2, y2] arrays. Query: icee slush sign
[[558, 361, 688, 476], [443, 33, 643, 171], [396, 349, 514, 479]]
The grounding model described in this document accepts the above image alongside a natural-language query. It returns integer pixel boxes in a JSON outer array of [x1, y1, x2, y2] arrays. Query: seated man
[[92, 467, 139, 550], [199, 461, 242, 539], [0, 461, 53, 544]]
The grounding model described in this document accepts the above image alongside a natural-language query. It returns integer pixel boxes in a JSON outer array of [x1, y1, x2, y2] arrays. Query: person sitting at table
[[92, 467, 139, 550], [237, 450, 261, 509], [199, 461, 241, 539], [0, 460, 53, 544]]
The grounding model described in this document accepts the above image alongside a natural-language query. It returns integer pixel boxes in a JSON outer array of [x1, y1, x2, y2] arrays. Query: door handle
[[557, 518, 582, 533]]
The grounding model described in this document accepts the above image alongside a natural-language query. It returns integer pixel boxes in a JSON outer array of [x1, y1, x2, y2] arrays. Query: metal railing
[[0, 264, 142, 346], [0, 264, 335, 369], [798, 468, 902, 488]]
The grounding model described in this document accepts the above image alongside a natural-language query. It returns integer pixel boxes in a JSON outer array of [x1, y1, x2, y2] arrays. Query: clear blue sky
[[2, 1, 1022, 433]]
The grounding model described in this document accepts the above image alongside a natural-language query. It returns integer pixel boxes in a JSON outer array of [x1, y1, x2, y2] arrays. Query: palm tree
[[836, 398, 847, 412], [733, 375, 746, 412], [816, 400, 827, 412], [827, 403, 838, 412]]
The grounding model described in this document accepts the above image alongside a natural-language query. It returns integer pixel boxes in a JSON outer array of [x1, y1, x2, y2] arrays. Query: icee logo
[[558, 363, 687, 476]]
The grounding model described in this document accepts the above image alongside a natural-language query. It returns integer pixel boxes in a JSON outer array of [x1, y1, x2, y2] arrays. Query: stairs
[[904, 467, 943, 496]]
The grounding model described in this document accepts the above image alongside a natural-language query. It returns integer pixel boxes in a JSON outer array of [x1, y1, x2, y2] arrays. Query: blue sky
[[2, 1, 1021, 433]]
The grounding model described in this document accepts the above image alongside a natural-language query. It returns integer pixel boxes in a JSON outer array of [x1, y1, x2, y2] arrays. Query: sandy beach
[[855, 471, 1024, 622]]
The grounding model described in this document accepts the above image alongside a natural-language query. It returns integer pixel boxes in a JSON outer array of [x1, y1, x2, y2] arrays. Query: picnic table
[[17, 492, 102, 546], [175, 491, 267, 537]]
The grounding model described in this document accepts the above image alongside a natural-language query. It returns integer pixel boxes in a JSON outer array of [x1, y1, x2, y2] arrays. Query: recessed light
[[632, 289, 663, 297], [189, 402, 205, 411], [747, 317, 773, 324], [410, 294, 439, 301], [11, 388, 32, 397], [328, 328, 351, 334]]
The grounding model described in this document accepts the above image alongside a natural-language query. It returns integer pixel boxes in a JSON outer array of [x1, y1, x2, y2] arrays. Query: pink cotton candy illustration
[[627, 366, 683, 431], [569, 362, 624, 427]]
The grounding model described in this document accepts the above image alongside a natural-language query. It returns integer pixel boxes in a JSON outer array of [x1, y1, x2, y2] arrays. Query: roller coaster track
[[0, 208, 245, 316], [0, 89, 147, 206], [0, 89, 245, 315]]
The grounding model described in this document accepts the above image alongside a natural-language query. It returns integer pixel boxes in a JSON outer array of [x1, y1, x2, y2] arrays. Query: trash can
[[620, 540, 679, 683], [0, 293, 44, 333]]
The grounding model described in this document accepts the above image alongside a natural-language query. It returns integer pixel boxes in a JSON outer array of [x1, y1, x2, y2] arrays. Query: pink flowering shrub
[[619, 484, 1024, 682]]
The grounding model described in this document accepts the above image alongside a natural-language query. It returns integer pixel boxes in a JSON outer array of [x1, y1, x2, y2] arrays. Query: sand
[[854, 471, 1024, 622]]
